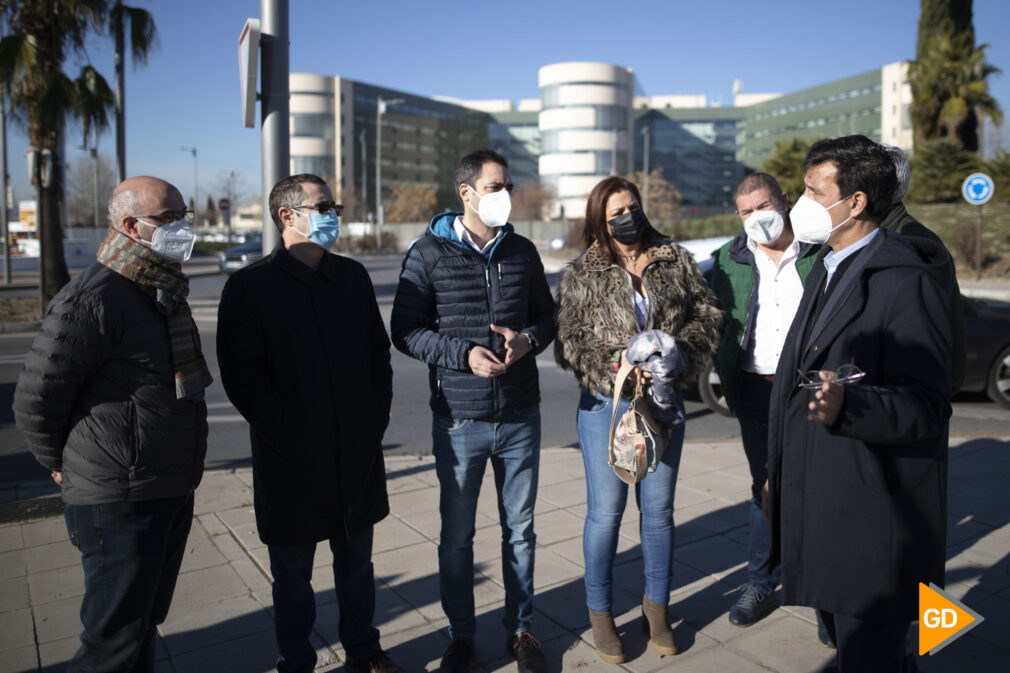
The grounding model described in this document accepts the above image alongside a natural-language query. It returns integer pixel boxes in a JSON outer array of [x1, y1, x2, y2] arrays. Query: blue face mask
[[292, 209, 340, 250]]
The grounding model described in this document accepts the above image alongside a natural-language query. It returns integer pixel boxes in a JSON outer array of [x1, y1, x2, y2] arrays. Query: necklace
[[619, 253, 637, 265]]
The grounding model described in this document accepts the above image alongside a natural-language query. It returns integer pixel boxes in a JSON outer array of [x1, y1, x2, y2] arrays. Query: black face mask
[[607, 209, 649, 245]]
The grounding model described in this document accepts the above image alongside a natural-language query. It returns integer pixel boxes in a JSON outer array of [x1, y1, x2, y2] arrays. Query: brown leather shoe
[[641, 595, 678, 657], [588, 609, 625, 663]]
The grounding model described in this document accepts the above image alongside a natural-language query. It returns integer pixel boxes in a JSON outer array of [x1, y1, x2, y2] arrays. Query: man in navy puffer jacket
[[391, 150, 554, 673]]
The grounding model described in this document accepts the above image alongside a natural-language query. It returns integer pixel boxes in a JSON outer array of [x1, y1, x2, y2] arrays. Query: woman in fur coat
[[555, 176, 722, 663]]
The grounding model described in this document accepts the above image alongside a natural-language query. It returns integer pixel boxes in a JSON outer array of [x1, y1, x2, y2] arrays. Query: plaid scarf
[[97, 228, 213, 400]]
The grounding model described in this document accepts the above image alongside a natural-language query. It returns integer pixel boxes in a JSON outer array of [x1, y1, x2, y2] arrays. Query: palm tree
[[910, 32, 1003, 151], [0, 0, 115, 307], [760, 138, 816, 201], [110, 1, 156, 183]]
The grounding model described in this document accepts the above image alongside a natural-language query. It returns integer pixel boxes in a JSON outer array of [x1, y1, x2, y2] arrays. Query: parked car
[[218, 234, 263, 273], [694, 256, 1010, 414]]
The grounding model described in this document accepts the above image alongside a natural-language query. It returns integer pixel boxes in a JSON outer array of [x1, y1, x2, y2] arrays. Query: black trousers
[[818, 610, 915, 673]]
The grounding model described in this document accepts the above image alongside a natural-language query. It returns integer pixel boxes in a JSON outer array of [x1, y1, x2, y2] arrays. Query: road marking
[[0, 354, 27, 364]]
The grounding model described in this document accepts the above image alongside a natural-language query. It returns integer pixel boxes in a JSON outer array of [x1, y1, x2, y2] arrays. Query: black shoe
[[346, 649, 402, 673], [508, 632, 547, 673], [816, 612, 836, 649], [439, 637, 475, 673], [728, 585, 778, 626]]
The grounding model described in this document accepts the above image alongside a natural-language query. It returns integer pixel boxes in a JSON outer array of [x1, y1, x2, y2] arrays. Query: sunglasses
[[292, 201, 343, 216], [134, 211, 195, 225]]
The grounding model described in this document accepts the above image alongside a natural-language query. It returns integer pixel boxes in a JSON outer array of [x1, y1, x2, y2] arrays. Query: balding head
[[109, 177, 186, 241]]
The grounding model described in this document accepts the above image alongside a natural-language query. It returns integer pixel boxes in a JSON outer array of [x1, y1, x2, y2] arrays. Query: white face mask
[[789, 194, 852, 244], [467, 185, 511, 228], [136, 218, 196, 262], [743, 209, 785, 245]]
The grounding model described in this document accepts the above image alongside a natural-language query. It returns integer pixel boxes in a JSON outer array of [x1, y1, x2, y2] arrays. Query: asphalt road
[[2, 253, 1008, 485]]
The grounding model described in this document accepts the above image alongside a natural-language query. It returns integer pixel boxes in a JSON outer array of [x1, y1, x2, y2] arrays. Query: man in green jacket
[[710, 173, 821, 627]]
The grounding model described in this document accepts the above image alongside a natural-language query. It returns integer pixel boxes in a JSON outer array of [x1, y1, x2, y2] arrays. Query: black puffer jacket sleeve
[[391, 241, 473, 372], [520, 253, 555, 354], [14, 285, 114, 471]]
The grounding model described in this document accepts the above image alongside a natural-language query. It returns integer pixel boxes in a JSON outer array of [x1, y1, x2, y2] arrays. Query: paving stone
[[169, 629, 281, 673], [22, 540, 80, 574], [38, 634, 80, 671], [20, 517, 68, 547], [719, 610, 838, 672], [27, 564, 85, 605], [159, 594, 273, 656], [0, 607, 35, 650], [0, 524, 23, 553], [0, 575, 30, 613], [373, 514, 428, 554], [0, 645, 42, 672], [33, 596, 83, 644], [171, 563, 255, 609]]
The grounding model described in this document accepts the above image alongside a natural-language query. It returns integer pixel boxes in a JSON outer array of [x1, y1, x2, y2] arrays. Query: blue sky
[[4, 0, 1009, 209]]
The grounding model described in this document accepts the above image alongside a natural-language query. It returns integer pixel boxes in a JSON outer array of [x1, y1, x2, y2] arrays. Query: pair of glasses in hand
[[796, 364, 865, 389]]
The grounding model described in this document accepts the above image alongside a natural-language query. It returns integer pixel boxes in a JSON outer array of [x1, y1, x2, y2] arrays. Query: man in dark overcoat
[[217, 174, 399, 673], [765, 136, 956, 672]]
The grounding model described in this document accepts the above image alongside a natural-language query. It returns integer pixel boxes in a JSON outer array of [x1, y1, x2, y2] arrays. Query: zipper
[[127, 401, 139, 479]]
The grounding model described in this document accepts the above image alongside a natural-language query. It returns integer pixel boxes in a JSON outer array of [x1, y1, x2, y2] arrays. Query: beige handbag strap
[[608, 360, 640, 466]]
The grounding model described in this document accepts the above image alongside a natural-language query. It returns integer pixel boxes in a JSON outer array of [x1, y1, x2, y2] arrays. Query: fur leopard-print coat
[[554, 238, 722, 397]]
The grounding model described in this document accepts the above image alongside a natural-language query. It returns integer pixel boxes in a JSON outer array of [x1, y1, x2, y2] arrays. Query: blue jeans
[[64, 494, 194, 673], [577, 388, 685, 612], [268, 527, 379, 673], [432, 406, 540, 639], [734, 376, 781, 594]]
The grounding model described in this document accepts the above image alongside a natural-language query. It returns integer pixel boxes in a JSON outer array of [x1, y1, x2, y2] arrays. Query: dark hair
[[268, 174, 328, 233], [802, 135, 897, 223], [733, 172, 786, 208], [583, 176, 663, 258], [454, 149, 509, 198]]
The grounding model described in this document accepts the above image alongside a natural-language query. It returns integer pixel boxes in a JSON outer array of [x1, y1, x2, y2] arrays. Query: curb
[[0, 494, 64, 524]]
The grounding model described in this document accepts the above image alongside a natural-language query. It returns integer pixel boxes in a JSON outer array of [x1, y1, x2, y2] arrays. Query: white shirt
[[453, 216, 500, 255], [822, 227, 879, 290], [742, 237, 806, 375]]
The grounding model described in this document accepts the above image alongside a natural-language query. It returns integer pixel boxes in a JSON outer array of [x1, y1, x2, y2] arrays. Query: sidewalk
[[1, 436, 1008, 673]]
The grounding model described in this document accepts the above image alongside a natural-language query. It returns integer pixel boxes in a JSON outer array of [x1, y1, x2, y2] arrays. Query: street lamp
[[179, 146, 197, 227], [641, 125, 650, 213], [375, 96, 404, 247]]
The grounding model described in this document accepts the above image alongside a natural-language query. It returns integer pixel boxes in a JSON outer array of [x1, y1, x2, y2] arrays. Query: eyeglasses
[[292, 201, 343, 216], [134, 211, 195, 225], [796, 364, 865, 389]]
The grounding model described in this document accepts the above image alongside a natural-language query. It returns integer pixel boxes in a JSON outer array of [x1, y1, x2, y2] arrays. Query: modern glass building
[[737, 62, 912, 169], [290, 74, 489, 220], [635, 107, 747, 207], [289, 61, 913, 219], [538, 62, 635, 218]]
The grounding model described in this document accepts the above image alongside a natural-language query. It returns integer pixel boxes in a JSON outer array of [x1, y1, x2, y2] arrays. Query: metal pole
[[114, 0, 125, 184], [0, 89, 9, 284], [375, 98, 383, 248], [976, 204, 983, 281], [359, 129, 367, 222], [641, 125, 650, 213], [260, 0, 289, 254]]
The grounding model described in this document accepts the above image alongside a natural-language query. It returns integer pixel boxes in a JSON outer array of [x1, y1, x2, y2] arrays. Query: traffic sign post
[[962, 173, 995, 280]]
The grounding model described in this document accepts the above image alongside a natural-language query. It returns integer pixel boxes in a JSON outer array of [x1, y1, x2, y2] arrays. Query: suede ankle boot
[[641, 595, 678, 657], [588, 609, 625, 663]]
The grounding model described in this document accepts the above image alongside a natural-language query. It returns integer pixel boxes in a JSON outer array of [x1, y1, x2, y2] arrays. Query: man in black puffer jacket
[[14, 176, 210, 672], [391, 150, 554, 673]]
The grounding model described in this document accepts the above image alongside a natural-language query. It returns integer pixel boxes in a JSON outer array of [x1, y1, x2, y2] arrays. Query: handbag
[[607, 360, 668, 485]]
